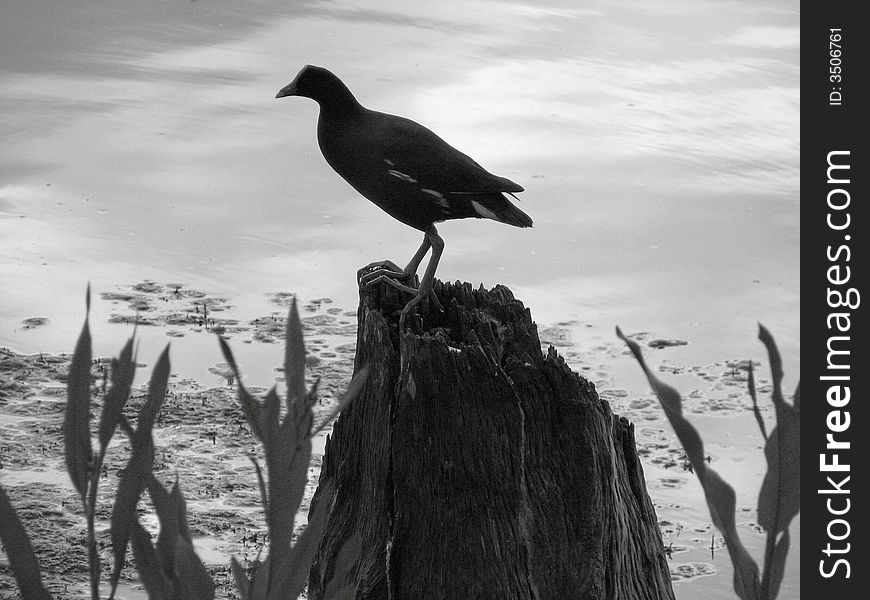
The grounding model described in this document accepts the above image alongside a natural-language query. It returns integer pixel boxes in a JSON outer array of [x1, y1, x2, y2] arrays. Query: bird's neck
[[318, 79, 365, 119]]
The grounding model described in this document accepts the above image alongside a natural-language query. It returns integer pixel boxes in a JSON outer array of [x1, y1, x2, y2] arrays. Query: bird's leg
[[399, 225, 444, 327], [358, 235, 431, 287], [358, 227, 444, 328], [402, 235, 433, 279], [417, 226, 444, 300]]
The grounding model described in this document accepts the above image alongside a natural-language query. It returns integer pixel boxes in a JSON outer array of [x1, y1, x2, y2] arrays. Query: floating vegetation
[[20, 317, 50, 330], [100, 281, 235, 334], [648, 339, 689, 349]]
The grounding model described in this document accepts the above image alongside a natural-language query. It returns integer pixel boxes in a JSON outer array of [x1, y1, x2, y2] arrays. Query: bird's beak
[[275, 78, 299, 98]]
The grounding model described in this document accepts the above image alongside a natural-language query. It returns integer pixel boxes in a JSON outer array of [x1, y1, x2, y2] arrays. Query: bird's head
[[276, 65, 361, 116], [276, 64, 324, 100]]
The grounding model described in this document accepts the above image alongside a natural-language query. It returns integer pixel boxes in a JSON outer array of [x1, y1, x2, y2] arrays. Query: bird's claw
[[357, 260, 415, 288], [362, 271, 443, 329], [358, 259, 401, 280], [363, 273, 419, 296]]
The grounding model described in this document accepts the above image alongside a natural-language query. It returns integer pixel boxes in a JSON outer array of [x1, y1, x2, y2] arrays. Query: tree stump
[[307, 279, 675, 600]]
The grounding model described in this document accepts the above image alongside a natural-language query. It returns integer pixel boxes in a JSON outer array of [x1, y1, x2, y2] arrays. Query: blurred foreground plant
[[617, 324, 799, 600], [218, 301, 368, 600], [0, 287, 367, 599]]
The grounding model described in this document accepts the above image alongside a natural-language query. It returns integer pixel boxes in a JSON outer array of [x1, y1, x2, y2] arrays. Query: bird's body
[[277, 65, 531, 323], [317, 107, 529, 231]]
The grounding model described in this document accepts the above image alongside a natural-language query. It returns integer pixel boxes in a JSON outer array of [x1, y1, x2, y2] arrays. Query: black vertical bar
[[803, 2, 865, 597]]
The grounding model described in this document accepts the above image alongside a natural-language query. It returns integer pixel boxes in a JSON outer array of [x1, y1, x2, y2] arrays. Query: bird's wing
[[370, 112, 524, 194]]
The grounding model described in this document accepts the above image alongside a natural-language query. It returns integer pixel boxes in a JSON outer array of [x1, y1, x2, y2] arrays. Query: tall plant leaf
[[173, 537, 216, 600], [230, 556, 252, 600], [130, 521, 171, 600], [0, 485, 53, 600], [747, 363, 768, 442], [757, 417, 800, 534], [755, 325, 800, 599], [250, 556, 273, 599], [171, 478, 193, 544], [138, 345, 171, 438], [64, 286, 93, 502], [261, 386, 281, 445], [218, 335, 265, 441], [109, 345, 170, 596], [109, 435, 154, 595], [250, 457, 270, 516], [763, 530, 790, 600], [144, 477, 214, 599], [218, 301, 365, 600], [147, 473, 172, 518], [756, 325, 800, 533], [312, 366, 369, 438], [266, 478, 335, 600], [285, 298, 306, 411], [154, 479, 180, 581], [98, 336, 138, 451], [267, 427, 312, 581], [617, 326, 760, 599]]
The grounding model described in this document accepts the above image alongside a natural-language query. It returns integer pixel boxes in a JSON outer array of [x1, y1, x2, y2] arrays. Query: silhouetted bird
[[276, 65, 532, 324]]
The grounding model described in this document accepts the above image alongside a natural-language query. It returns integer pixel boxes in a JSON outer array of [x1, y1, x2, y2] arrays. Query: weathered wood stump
[[307, 279, 675, 600]]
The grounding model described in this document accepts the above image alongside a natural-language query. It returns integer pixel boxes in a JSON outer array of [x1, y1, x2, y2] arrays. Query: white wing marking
[[387, 169, 417, 184], [421, 188, 449, 208], [471, 200, 499, 220]]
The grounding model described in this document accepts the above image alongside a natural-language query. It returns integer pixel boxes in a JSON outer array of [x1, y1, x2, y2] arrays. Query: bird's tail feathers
[[468, 193, 533, 228]]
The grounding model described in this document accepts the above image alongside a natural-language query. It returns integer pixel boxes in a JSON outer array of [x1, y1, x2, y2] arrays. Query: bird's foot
[[363, 272, 420, 296], [363, 273, 442, 310], [362, 271, 443, 329], [358, 260, 443, 328], [357, 260, 418, 288]]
